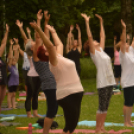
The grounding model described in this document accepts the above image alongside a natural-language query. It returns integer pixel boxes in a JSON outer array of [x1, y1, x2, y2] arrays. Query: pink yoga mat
[[33, 129, 132, 133], [19, 93, 26, 96]]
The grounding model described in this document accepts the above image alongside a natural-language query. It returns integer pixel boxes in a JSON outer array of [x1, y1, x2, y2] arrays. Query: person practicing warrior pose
[[25, 10, 58, 134], [7, 39, 19, 109], [119, 20, 134, 127], [66, 24, 82, 76], [81, 13, 116, 133], [16, 18, 42, 117], [0, 24, 9, 113], [27, 10, 84, 134]]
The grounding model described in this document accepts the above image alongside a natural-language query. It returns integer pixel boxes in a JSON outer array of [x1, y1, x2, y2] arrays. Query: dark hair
[[83, 40, 90, 54], [37, 46, 49, 62]]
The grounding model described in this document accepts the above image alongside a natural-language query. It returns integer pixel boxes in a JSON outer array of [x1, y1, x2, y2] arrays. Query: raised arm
[[69, 25, 74, 50], [0, 24, 9, 57], [76, 24, 82, 53], [66, 33, 70, 54], [120, 19, 126, 54], [26, 27, 32, 39], [114, 36, 117, 52], [95, 14, 105, 50], [81, 13, 95, 54], [44, 10, 50, 39], [13, 38, 19, 63], [16, 20, 28, 46], [46, 25, 64, 56], [8, 39, 13, 67], [30, 22, 57, 66], [131, 37, 134, 48]]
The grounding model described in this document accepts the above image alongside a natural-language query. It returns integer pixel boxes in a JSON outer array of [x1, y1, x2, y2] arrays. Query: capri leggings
[[58, 91, 83, 133], [97, 86, 113, 114], [43, 89, 58, 118], [123, 86, 134, 107], [25, 76, 41, 111]]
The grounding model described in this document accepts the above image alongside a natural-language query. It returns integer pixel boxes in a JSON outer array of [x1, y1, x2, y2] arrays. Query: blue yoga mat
[[78, 120, 124, 127], [0, 114, 46, 117]]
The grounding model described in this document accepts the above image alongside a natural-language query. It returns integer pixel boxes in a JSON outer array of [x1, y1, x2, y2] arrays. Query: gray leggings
[[97, 86, 113, 114]]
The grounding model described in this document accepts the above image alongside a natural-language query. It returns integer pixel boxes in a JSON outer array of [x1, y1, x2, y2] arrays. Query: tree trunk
[[121, 0, 132, 42]]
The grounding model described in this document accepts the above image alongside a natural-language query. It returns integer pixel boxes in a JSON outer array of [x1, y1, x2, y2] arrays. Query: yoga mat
[[17, 97, 46, 101], [16, 127, 34, 130], [84, 92, 95, 95], [19, 93, 26, 96], [33, 129, 132, 134], [78, 120, 124, 127], [0, 116, 15, 122], [1, 121, 21, 126], [0, 114, 61, 117], [1, 103, 25, 109], [32, 123, 42, 129], [1, 108, 13, 111]]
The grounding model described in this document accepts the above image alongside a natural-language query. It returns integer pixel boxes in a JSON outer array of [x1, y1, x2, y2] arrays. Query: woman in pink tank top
[[113, 36, 121, 90]]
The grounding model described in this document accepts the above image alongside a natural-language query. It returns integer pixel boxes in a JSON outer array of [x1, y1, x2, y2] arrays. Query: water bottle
[[28, 123, 32, 134]]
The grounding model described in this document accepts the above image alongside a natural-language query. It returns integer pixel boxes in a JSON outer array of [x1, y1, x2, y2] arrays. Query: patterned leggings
[[97, 86, 113, 114]]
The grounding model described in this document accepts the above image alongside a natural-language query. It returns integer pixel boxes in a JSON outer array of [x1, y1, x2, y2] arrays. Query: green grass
[[0, 58, 134, 134]]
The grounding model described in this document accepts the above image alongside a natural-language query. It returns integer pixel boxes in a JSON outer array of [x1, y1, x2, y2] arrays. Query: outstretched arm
[[66, 33, 70, 54], [76, 24, 82, 53], [46, 25, 63, 56], [16, 20, 28, 46], [95, 14, 105, 50], [120, 19, 126, 54], [131, 37, 134, 48], [30, 22, 57, 66], [81, 13, 95, 54], [26, 27, 32, 39], [44, 10, 50, 39], [0, 24, 9, 57], [114, 36, 117, 52]]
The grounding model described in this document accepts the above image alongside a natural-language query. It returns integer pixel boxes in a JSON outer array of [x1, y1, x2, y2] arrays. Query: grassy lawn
[[0, 58, 134, 134]]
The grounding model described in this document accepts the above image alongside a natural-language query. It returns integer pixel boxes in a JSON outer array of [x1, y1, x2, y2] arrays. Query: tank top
[[114, 50, 120, 65], [67, 49, 81, 71], [32, 59, 56, 90]]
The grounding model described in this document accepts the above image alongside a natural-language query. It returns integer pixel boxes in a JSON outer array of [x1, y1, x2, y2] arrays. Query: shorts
[[8, 86, 18, 92], [114, 65, 121, 78]]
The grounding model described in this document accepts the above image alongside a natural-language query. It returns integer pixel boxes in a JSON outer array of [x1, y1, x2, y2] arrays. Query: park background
[[0, 0, 134, 134]]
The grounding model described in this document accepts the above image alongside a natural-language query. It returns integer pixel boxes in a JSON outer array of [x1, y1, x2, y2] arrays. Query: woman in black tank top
[[66, 25, 82, 76], [0, 24, 9, 114]]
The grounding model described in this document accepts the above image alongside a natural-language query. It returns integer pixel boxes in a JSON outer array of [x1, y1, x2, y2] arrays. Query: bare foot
[[95, 129, 103, 134], [101, 128, 108, 133], [27, 115, 33, 118], [33, 114, 42, 118], [124, 123, 133, 127]]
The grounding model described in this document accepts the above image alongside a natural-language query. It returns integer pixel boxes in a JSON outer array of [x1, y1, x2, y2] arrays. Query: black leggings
[[25, 76, 41, 111], [58, 92, 83, 133], [43, 89, 58, 118]]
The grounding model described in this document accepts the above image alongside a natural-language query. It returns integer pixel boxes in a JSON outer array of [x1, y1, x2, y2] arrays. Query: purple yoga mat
[[1, 108, 13, 111], [84, 92, 95, 95]]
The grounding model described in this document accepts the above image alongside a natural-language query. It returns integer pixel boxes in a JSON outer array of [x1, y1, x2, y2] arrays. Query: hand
[[13, 45, 19, 51], [37, 9, 43, 20], [76, 24, 80, 30], [70, 25, 74, 32], [44, 10, 50, 21], [81, 13, 90, 22], [9, 39, 14, 45], [16, 20, 23, 28], [95, 14, 103, 22], [26, 27, 31, 33], [121, 19, 126, 28], [30, 21, 40, 30], [46, 25, 56, 33], [127, 34, 130, 40], [13, 38, 19, 44], [114, 36, 117, 40], [6, 24, 9, 32]]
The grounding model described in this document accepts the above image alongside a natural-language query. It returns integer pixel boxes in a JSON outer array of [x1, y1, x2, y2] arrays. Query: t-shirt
[[119, 47, 134, 88], [22, 52, 30, 70], [50, 54, 83, 100], [90, 48, 115, 89], [27, 58, 39, 77], [8, 65, 19, 87]]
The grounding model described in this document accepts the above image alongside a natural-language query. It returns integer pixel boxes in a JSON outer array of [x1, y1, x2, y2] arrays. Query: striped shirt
[[32, 59, 56, 90]]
